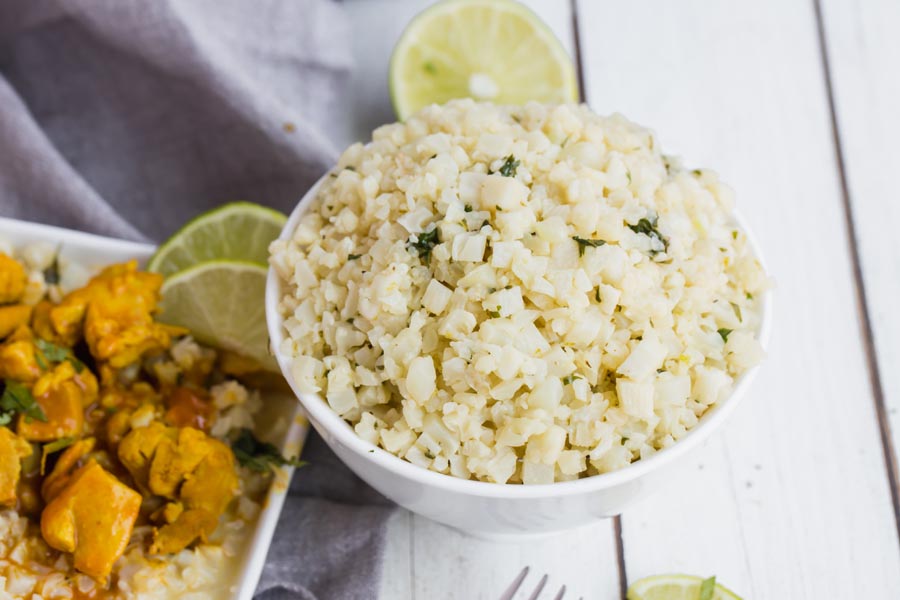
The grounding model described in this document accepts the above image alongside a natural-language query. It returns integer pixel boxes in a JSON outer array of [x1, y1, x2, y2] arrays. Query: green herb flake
[[698, 576, 716, 600], [732, 230, 739, 240], [348, 254, 362, 261], [498, 155, 520, 178], [746, 292, 754, 300], [486, 309, 501, 319], [717, 328, 733, 342], [572, 236, 607, 257], [627, 216, 669, 254], [344, 165, 356, 172], [731, 302, 742, 322], [464, 204, 473, 212], [44, 250, 61, 285], [562, 374, 582, 385], [34, 339, 84, 373], [407, 228, 440, 263], [692, 169, 703, 176], [1, 380, 47, 423], [626, 170, 632, 184], [43, 437, 77, 455], [231, 428, 305, 473]]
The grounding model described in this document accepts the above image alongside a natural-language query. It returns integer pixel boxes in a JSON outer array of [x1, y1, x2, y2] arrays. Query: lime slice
[[157, 261, 275, 370], [148, 202, 286, 276], [389, 0, 579, 120], [627, 575, 742, 600]]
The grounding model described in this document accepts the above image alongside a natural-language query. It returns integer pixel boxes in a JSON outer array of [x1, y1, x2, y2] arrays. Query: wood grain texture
[[819, 0, 900, 522], [576, 0, 900, 597]]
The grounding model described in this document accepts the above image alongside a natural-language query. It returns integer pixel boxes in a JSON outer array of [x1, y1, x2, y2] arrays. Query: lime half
[[157, 261, 275, 370], [627, 575, 742, 600], [148, 202, 286, 276], [389, 0, 579, 120]]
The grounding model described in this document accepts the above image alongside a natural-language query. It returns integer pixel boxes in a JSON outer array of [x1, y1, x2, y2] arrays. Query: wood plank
[[378, 511, 414, 600], [576, 0, 900, 597], [819, 0, 900, 518], [409, 514, 621, 600]]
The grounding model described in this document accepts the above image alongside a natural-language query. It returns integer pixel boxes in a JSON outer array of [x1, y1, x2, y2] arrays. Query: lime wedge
[[627, 575, 742, 600], [148, 202, 286, 276], [157, 261, 275, 370], [389, 0, 579, 120]]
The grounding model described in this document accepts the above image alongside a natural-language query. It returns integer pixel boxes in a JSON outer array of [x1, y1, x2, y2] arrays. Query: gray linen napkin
[[0, 2, 394, 598]]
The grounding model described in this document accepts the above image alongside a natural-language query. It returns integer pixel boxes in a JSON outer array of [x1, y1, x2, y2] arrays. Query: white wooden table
[[336, 1, 900, 598]]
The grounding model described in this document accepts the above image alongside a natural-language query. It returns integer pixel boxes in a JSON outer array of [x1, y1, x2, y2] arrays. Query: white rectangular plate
[[0, 216, 308, 599]]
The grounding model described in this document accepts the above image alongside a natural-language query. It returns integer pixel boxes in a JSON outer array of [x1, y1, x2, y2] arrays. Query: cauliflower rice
[[272, 100, 769, 485]]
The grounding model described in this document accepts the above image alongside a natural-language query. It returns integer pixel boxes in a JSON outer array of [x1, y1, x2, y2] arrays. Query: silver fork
[[499, 566, 579, 600]]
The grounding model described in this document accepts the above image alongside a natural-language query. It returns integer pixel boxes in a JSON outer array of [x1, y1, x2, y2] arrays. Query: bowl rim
[[266, 173, 773, 499]]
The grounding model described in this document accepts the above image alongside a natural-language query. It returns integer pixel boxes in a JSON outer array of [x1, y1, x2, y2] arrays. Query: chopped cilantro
[[573, 236, 607, 257], [43, 250, 61, 285], [693, 169, 703, 176], [408, 228, 440, 263], [627, 216, 669, 254], [731, 302, 742, 322], [1, 380, 46, 424], [43, 437, 76, 454], [498, 155, 520, 177], [348, 254, 362, 261], [486, 309, 501, 318], [231, 429, 305, 473], [562, 374, 582, 385], [34, 339, 84, 373], [717, 328, 733, 342], [464, 204, 473, 212]]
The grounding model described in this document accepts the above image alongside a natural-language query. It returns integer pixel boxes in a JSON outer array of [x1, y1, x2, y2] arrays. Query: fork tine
[[525, 574, 548, 600], [552, 584, 567, 600], [498, 566, 530, 600]]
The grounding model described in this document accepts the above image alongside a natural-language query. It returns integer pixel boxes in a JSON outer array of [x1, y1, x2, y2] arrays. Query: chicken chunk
[[0, 427, 33, 506], [118, 422, 238, 553], [0, 339, 42, 383], [0, 304, 32, 339], [17, 361, 93, 442], [149, 508, 219, 555], [40, 461, 141, 582], [46, 261, 185, 367], [0, 253, 26, 305], [41, 437, 96, 502]]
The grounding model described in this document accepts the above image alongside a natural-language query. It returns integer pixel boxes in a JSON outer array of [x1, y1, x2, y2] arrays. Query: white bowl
[[0, 217, 309, 598], [266, 176, 772, 538]]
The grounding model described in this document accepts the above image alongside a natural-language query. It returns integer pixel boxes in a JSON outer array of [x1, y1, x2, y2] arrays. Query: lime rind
[[626, 574, 742, 600], [148, 202, 286, 276], [389, 0, 579, 120], [158, 260, 276, 370]]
